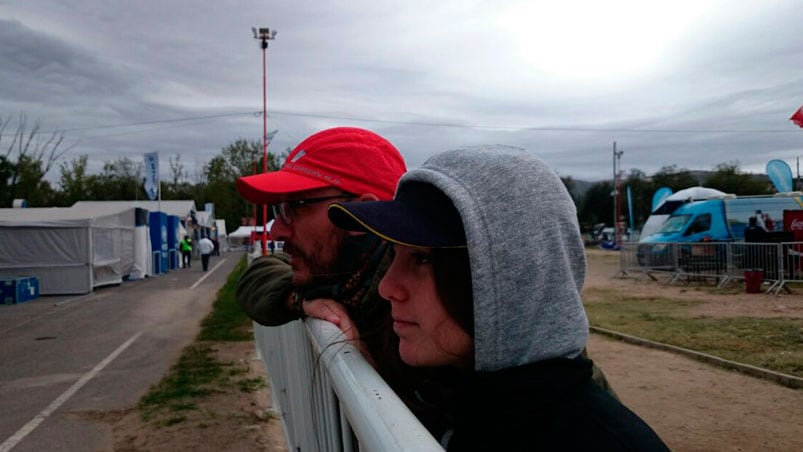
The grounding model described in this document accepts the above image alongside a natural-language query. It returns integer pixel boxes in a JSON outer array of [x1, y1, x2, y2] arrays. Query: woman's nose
[[378, 257, 406, 303]]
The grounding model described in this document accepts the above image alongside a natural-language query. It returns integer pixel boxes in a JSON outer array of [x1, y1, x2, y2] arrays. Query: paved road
[[0, 252, 244, 452]]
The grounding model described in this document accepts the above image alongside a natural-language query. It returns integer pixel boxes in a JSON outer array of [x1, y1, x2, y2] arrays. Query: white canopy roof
[[229, 220, 273, 238], [72, 200, 197, 218], [666, 187, 728, 201]]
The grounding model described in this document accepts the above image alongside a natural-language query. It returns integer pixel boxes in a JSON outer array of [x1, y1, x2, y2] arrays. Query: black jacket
[[445, 356, 669, 451]]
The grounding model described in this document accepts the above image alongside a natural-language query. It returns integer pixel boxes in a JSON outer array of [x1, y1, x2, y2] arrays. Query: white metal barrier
[[775, 242, 803, 293], [620, 241, 803, 294], [253, 320, 444, 452]]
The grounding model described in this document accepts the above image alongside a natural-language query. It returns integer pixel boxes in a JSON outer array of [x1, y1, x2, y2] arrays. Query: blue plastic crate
[[0, 275, 40, 305]]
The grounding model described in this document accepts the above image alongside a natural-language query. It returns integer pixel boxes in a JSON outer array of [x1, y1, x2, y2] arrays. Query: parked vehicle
[[637, 192, 803, 267], [638, 186, 727, 240]]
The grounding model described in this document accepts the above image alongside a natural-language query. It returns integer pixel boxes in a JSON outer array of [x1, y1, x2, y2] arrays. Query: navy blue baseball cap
[[328, 181, 467, 248]]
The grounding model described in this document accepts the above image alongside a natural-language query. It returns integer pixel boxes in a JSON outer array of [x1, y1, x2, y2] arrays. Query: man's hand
[[304, 299, 375, 366], [303, 298, 360, 341]]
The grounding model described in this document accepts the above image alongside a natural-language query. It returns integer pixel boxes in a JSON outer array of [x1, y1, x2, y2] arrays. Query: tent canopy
[[0, 205, 137, 294], [215, 219, 228, 237], [72, 200, 197, 218], [229, 221, 273, 239]]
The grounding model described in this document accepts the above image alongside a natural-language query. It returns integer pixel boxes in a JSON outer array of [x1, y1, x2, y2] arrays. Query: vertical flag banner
[[143, 151, 159, 201], [651, 187, 673, 213], [626, 185, 634, 235], [790, 106, 803, 128], [766, 159, 794, 193]]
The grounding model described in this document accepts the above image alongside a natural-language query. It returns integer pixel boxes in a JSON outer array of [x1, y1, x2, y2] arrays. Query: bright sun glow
[[496, 0, 712, 80]]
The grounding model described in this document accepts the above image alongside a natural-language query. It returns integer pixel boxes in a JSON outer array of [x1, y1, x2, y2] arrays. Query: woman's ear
[[344, 193, 380, 236], [355, 193, 380, 202]]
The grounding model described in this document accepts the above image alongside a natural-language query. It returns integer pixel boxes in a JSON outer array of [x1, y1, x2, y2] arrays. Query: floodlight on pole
[[253, 26, 277, 255]]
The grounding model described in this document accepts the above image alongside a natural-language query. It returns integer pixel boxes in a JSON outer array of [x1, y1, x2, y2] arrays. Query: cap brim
[[237, 171, 331, 204], [328, 200, 466, 248]]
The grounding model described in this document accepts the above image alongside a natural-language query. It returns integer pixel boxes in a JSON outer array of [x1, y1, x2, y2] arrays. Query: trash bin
[[744, 269, 763, 294]]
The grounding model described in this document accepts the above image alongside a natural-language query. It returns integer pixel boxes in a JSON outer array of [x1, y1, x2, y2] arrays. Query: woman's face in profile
[[379, 245, 473, 368]]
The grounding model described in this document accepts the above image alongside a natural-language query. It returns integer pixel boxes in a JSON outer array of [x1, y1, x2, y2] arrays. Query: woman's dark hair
[[431, 248, 474, 338]]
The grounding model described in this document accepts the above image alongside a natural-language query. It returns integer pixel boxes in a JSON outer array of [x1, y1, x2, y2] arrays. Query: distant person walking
[[198, 235, 215, 271], [180, 235, 193, 268], [755, 210, 767, 231]]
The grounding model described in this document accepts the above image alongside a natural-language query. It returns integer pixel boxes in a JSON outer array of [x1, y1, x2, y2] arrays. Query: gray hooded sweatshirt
[[398, 145, 588, 372]]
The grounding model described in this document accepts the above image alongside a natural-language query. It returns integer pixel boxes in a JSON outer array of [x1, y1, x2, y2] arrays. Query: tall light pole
[[253, 26, 277, 255], [612, 142, 623, 246]]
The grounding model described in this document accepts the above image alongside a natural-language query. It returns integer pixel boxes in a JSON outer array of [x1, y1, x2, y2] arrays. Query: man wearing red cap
[[237, 127, 405, 290], [235, 127, 438, 427]]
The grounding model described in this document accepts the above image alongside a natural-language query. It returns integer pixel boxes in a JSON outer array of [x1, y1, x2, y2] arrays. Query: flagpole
[[158, 150, 162, 214]]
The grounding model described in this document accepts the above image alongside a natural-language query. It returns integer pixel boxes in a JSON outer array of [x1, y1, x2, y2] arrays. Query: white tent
[[229, 222, 273, 239], [195, 210, 215, 228], [228, 222, 276, 252], [0, 206, 137, 295], [73, 200, 198, 271], [229, 226, 258, 238], [215, 219, 229, 251]]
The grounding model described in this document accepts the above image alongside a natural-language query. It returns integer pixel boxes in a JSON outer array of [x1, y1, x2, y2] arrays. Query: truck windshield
[[659, 214, 691, 233]]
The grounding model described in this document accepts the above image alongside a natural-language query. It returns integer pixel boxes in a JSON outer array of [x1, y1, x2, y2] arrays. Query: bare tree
[[168, 153, 185, 189], [1, 113, 74, 184]]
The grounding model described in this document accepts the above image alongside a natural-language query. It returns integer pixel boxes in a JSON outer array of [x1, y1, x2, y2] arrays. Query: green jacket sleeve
[[235, 252, 298, 326]]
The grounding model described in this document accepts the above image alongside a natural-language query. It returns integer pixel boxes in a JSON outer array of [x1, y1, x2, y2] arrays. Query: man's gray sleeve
[[235, 252, 298, 326]]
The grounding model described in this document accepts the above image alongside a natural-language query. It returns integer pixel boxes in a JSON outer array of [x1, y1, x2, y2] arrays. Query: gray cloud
[[2, 0, 803, 185]]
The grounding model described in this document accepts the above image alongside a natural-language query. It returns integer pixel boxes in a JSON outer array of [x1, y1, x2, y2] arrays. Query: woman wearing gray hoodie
[[327, 145, 668, 450]]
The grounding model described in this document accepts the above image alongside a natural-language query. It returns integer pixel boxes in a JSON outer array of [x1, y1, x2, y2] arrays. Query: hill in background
[[571, 171, 776, 199]]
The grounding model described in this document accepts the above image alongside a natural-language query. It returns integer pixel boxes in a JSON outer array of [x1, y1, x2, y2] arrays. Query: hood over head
[[349, 145, 589, 372], [409, 146, 588, 371]]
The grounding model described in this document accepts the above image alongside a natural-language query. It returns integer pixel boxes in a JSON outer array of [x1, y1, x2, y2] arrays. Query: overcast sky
[[2, 0, 803, 185]]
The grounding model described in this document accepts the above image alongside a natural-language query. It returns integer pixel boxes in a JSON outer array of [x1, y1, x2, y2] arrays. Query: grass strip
[[138, 255, 266, 426], [198, 257, 252, 342], [584, 289, 803, 377]]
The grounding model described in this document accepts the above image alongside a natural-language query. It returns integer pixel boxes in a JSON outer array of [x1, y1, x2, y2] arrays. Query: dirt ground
[[583, 248, 803, 452], [109, 248, 803, 451], [109, 341, 288, 452]]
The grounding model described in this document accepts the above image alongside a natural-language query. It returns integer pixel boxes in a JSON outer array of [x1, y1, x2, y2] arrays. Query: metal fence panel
[[618, 241, 803, 294], [253, 319, 444, 452]]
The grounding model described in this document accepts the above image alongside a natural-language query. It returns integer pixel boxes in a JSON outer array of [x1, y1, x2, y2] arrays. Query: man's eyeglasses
[[272, 194, 355, 225]]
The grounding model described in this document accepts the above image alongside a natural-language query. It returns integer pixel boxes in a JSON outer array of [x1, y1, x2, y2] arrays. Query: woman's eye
[[412, 252, 431, 265]]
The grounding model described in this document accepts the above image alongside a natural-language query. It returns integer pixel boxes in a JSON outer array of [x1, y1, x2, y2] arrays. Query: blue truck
[[637, 192, 803, 267]]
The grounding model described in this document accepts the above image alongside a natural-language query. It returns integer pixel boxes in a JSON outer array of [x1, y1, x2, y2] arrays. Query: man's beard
[[284, 234, 380, 290]]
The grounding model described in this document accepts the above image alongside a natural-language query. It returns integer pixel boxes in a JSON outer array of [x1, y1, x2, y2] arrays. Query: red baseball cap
[[236, 127, 407, 204]]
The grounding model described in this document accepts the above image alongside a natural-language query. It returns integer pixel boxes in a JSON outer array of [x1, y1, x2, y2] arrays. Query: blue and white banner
[[143, 151, 159, 201], [766, 159, 794, 193]]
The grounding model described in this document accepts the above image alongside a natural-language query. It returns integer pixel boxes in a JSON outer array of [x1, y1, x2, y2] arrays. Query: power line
[[37, 111, 261, 135], [268, 109, 803, 134], [33, 109, 803, 136]]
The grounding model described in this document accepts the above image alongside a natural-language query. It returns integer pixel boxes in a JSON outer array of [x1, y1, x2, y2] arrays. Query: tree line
[[2, 114, 287, 232], [564, 162, 774, 233]]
